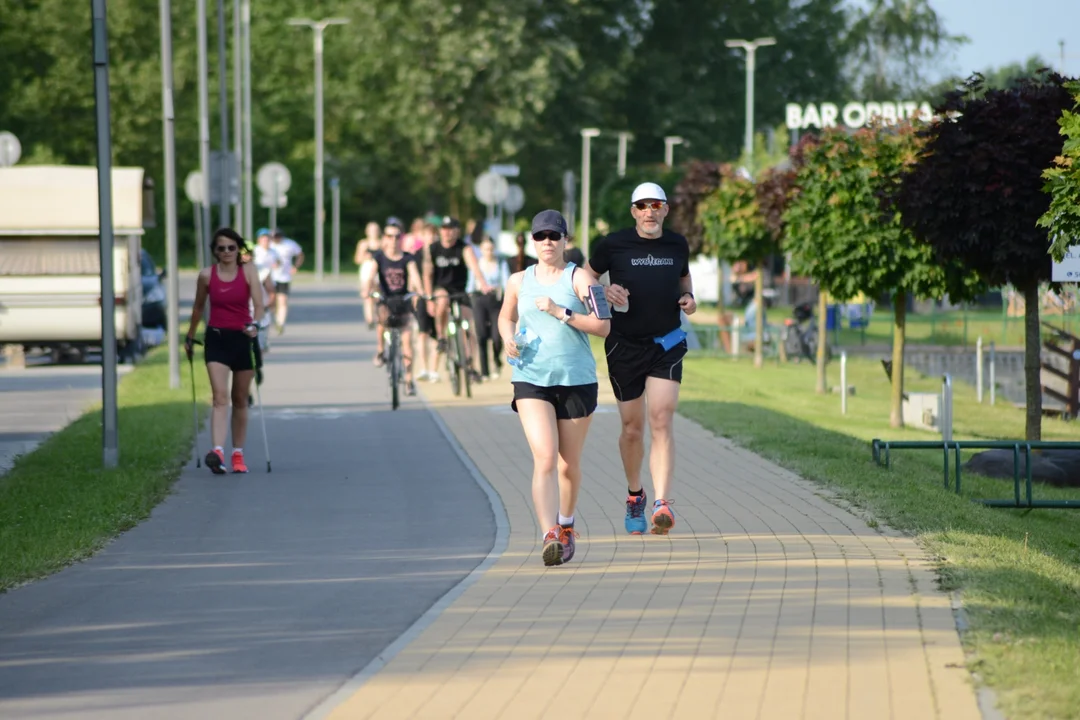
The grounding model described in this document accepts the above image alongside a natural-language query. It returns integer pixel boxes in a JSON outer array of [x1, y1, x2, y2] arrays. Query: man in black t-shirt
[[586, 182, 696, 537], [364, 224, 424, 394]]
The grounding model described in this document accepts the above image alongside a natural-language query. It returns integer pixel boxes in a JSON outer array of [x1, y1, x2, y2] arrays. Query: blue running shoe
[[625, 493, 647, 534]]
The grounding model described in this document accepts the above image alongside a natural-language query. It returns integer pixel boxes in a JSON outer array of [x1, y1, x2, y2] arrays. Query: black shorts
[[204, 327, 256, 372], [415, 298, 437, 338], [274, 281, 290, 295], [604, 332, 687, 402], [511, 382, 598, 420], [435, 286, 471, 309], [379, 296, 414, 329]]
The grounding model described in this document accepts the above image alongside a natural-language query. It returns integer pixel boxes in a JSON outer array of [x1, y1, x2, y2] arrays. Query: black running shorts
[[204, 327, 256, 372], [604, 332, 687, 402], [274, 281, 290, 295], [378, 295, 414, 330], [511, 382, 598, 420]]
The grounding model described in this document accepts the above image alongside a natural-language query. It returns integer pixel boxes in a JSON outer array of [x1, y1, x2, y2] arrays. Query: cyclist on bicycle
[[422, 216, 489, 381], [364, 222, 424, 395]]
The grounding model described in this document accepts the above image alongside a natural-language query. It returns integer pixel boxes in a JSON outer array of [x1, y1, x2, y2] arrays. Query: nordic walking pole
[[250, 338, 271, 472], [186, 337, 204, 467]]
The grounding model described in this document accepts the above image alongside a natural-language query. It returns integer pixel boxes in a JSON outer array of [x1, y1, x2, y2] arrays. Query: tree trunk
[[753, 270, 765, 368], [889, 289, 907, 429], [1023, 282, 1043, 441], [816, 289, 828, 393]]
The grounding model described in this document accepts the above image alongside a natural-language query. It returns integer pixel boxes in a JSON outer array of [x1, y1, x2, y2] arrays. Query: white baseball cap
[[631, 182, 667, 205]]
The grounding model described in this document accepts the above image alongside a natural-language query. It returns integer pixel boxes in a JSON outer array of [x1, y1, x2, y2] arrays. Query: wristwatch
[[560, 307, 573, 324]]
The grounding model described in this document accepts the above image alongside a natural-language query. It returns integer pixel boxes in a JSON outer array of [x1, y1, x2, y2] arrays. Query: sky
[[908, 0, 1080, 81]]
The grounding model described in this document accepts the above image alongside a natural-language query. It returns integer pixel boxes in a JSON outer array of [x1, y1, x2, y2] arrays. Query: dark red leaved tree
[[896, 71, 1075, 440], [669, 160, 723, 256]]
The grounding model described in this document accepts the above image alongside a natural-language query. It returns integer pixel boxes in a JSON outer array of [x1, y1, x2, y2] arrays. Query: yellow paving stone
[[316, 372, 982, 720]]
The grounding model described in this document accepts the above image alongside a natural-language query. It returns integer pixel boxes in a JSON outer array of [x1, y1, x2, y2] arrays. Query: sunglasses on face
[[384, 232, 401, 239], [216, 244, 238, 252], [532, 231, 563, 242], [633, 201, 666, 211]]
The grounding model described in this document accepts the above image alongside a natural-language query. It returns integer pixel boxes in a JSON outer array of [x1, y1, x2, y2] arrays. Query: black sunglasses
[[215, 244, 238, 252], [384, 232, 401, 239], [532, 231, 563, 242]]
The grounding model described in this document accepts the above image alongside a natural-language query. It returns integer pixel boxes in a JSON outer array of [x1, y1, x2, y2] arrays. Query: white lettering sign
[[1051, 245, 1080, 282], [785, 101, 934, 130]]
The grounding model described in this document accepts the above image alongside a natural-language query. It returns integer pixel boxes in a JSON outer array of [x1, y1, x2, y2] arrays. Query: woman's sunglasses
[[215, 244, 238, 252], [633, 201, 666, 211], [532, 231, 563, 242]]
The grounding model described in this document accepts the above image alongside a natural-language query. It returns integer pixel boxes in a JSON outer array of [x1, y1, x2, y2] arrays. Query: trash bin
[[825, 304, 839, 330]]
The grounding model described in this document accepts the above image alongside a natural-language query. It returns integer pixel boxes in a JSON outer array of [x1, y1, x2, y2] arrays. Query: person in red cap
[[586, 182, 697, 535]]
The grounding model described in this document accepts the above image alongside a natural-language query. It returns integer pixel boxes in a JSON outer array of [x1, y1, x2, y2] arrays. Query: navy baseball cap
[[386, 216, 404, 229], [531, 209, 568, 237], [440, 215, 461, 229]]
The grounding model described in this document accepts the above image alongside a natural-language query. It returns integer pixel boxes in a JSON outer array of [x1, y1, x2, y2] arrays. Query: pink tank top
[[208, 264, 252, 330]]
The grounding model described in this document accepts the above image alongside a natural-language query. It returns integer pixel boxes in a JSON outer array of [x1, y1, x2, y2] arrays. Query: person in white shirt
[[251, 229, 279, 351], [269, 228, 304, 334]]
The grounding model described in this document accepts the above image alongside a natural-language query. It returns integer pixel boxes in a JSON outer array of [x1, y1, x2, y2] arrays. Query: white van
[[0, 165, 150, 363]]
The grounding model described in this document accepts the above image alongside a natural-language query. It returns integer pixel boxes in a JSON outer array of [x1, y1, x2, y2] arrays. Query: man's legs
[[373, 304, 388, 366], [401, 326, 415, 385], [615, 395, 647, 492], [274, 290, 289, 331], [459, 304, 481, 375]]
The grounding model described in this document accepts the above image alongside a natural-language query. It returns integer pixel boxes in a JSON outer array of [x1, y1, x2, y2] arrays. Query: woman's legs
[[515, 399, 560, 532], [207, 362, 232, 449], [556, 416, 593, 520], [230, 369, 254, 449], [472, 293, 493, 377]]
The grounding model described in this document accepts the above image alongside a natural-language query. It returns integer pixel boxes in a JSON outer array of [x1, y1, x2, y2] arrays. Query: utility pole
[[287, 17, 350, 281], [215, 0, 230, 228], [725, 37, 777, 174], [241, 0, 252, 239], [159, 0, 180, 389], [579, 128, 600, 257], [196, 0, 212, 264], [232, 0, 242, 231], [617, 131, 632, 178]]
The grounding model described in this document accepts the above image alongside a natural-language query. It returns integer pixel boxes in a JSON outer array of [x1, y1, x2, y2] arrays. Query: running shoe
[[559, 525, 579, 564], [406, 381, 417, 396], [231, 450, 248, 474], [437, 338, 448, 354], [541, 527, 564, 567], [625, 493, 647, 535], [205, 448, 226, 475], [651, 499, 675, 535]]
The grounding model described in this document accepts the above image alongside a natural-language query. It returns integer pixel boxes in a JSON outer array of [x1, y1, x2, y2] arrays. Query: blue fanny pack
[[653, 327, 687, 352]]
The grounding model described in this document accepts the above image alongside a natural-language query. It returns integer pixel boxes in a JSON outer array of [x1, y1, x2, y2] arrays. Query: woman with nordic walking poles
[[185, 227, 265, 475], [499, 210, 610, 567]]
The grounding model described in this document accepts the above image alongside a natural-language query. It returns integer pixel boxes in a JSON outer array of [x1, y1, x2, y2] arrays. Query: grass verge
[[620, 349, 1079, 720], [0, 346, 208, 592]]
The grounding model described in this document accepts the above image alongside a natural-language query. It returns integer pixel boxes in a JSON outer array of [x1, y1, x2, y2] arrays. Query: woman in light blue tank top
[[498, 210, 611, 568]]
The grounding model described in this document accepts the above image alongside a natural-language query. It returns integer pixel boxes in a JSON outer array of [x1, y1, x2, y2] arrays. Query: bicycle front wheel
[[389, 331, 401, 410]]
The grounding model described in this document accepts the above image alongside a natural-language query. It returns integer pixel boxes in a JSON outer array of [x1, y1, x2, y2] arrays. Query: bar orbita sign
[[786, 101, 935, 130]]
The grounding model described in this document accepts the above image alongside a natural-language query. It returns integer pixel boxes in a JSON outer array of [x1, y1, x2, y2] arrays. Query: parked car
[[140, 249, 166, 329]]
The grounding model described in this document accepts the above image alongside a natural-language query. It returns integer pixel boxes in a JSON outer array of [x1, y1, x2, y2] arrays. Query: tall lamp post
[[724, 37, 776, 174], [616, 131, 632, 178], [663, 135, 684, 168], [579, 128, 600, 257], [288, 17, 349, 282], [159, 0, 180, 389]]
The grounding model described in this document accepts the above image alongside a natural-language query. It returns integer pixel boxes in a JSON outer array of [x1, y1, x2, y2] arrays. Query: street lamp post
[[663, 135, 684, 168], [215, 0, 230, 228], [196, 0, 212, 266], [724, 37, 776, 174], [241, 0, 252, 240], [159, 0, 180, 389], [617, 131, 632, 178], [232, 0, 242, 230], [288, 17, 349, 282], [579, 128, 601, 257]]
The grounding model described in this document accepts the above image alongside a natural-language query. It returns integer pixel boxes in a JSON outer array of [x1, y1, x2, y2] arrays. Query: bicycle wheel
[[389, 330, 401, 410], [447, 322, 462, 396]]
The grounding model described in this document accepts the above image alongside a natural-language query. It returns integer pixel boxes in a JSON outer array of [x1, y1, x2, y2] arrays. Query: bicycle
[[437, 291, 475, 399], [370, 291, 417, 410]]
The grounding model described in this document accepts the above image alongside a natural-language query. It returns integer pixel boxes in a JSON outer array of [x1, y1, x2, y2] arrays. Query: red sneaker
[[205, 449, 226, 475], [231, 450, 249, 474]]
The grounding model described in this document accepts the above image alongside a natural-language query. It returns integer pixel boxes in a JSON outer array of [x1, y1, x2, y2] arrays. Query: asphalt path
[[0, 281, 498, 718]]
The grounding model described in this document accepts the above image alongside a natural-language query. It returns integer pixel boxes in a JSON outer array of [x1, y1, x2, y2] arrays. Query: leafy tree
[[786, 121, 976, 423], [846, 0, 967, 97], [1039, 80, 1080, 262], [699, 165, 775, 367], [897, 73, 1075, 440]]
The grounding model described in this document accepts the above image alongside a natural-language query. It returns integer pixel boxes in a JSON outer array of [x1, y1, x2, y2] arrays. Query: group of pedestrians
[[502, 181, 696, 567]]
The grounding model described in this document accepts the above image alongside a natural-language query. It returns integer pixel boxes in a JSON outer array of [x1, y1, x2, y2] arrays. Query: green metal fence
[[871, 439, 1080, 509]]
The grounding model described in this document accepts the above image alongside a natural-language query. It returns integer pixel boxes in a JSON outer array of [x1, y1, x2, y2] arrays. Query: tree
[[897, 73, 1075, 440], [699, 165, 776, 368], [1039, 80, 1080, 262], [785, 121, 976, 424], [846, 0, 967, 97]]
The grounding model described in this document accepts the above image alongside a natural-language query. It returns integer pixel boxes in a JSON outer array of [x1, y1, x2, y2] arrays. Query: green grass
[[0, 347, 209, 592], [690, 302, 1079, 349], [633, 350, 1080, 719]]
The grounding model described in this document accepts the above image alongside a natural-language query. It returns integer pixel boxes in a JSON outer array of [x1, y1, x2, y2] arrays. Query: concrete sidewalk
[[317, 376, 983, 719]]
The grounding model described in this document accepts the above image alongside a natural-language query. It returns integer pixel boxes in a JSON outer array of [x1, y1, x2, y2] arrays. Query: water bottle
[[508, 327, 535, 368]]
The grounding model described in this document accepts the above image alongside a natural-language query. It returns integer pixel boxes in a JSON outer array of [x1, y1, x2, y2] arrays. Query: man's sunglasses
[[215, 244, 238, 252], [633, 201, 666, 211], [532, 231, 563, 242], [384, 232, 401, 239]]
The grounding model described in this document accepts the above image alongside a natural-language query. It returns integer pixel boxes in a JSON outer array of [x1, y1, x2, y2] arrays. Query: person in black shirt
[[364, 224, 424, 394], [422, 216, 490, 380], [586, 182, 696, 536]]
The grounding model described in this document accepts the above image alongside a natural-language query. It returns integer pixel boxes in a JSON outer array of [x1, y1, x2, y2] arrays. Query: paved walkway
[[316, 373, 983, 719]]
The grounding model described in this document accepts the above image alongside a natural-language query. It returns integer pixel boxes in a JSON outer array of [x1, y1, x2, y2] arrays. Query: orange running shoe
[[231, 450, 249, 474], [205, 448, 226, 475], [559, 525, 579, 564], [650, 500, 675, 535], [541, 527, 564, 567]]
